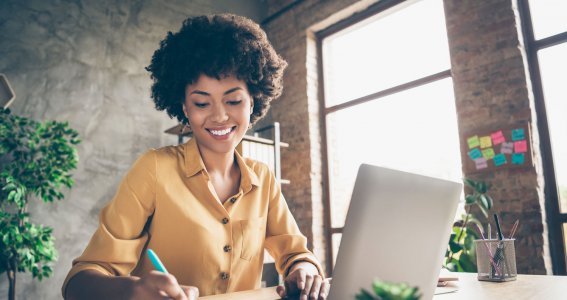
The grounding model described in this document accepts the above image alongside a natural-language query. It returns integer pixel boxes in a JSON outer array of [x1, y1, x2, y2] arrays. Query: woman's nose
[[210, 104, 229, 122]]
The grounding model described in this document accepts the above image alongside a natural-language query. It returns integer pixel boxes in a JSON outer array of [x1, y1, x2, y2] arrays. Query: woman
[[63, 14, 329, 300]]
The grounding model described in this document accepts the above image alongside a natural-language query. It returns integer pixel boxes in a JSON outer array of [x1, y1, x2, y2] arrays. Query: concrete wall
[[0, 1, 266, 298], [263, 0, 551, 275]]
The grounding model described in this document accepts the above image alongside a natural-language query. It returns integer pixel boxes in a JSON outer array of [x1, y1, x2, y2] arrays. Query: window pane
[[538, 43, 567, 212], [528, 0, 567, 40], [322, 0, 450, 108], [326, 78, 462, 228]]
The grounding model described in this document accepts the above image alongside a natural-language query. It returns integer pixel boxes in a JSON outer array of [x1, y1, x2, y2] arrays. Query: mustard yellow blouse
[[62, 138, 322, 296]]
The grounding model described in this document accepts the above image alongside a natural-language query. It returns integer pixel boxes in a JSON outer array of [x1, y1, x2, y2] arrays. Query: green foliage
[[0, 108, 80, 290], [0, 212, 57, 280], [444, 178, 493, 272], [445, 223, 479, 272], [356, 279, 421, 300], [462, 178, 493, 218]]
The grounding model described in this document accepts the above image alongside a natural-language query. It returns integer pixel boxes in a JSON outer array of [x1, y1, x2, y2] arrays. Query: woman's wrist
[[288, 261, 319, 276]]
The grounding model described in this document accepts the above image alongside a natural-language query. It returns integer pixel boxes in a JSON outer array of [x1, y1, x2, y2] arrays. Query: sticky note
[[491, 130, 506, 145], [468, 148, 483, 160], [501, 142, 514, 154], [512, 153, 525, 165], [467, 135, 480, 149], [514, 140, 527, 153], [482, 148, 495, 160], [480, 136, 492, 148], [475, 157, 488, 170], [493, 153, 507, 166], [512, 128, 525, 141]]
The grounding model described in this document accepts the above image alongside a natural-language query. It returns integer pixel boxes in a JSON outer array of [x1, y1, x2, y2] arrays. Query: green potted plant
[[356, 278, 421, 300], [444, 178, 493, 272], [0, 108, 80, 300]]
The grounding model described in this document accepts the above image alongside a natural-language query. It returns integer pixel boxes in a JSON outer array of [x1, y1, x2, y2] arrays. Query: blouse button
[[230, 197, 237, 203], [223, 245, 232, 252], [220, 272, 230, 280], [221, 217, 229, 224]]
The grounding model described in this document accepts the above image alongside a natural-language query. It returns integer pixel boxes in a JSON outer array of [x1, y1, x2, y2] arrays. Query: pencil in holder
[[475, 239, 517, 282]]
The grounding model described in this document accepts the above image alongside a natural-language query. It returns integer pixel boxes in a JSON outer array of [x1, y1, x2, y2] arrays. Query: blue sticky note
[[512, 153, 525, 165], [468, 148, 482, 160], [493, 153, 507, 166], [512, 128, 525, 141]]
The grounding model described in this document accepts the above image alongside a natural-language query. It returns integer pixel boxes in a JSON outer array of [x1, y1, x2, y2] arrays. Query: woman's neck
[[199, 147, 237, 178]]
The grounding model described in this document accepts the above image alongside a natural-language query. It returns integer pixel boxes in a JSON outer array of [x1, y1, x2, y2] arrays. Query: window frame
[[315, 0, 454, 273], [518, 0, 567, 275]]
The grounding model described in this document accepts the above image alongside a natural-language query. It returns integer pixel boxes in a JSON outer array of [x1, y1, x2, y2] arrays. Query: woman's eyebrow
[[190, 90, 210, 96], [223, 87, 243, 95], [189, 87, 243, 96]]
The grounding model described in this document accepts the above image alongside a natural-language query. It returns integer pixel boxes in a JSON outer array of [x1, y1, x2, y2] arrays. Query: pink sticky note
[[514, 140, 527, 153], [491, 130, 505, 145]]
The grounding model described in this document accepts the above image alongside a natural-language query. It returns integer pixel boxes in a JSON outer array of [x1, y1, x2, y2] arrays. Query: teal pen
[[147, 249, 169, 274]]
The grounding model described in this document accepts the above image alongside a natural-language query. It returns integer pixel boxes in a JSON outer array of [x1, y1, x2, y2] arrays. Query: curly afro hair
[[146, 14, 288, 126]]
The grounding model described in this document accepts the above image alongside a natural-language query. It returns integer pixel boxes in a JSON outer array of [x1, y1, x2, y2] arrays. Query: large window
[[521, 0, 567, 275], [318, 0, 462, 270]]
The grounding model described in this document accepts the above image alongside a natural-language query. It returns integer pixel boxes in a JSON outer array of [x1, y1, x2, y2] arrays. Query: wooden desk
[[200, 287, 280, 300], [435, 272, 567, 300], [200, 272, 567, 300]]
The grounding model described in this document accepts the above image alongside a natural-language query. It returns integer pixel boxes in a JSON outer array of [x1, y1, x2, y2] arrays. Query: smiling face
[[183, 74, 253, 156]]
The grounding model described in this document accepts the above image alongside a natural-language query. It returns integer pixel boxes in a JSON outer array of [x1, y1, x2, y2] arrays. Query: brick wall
[[444, 0, 551, 274], [264, 0, 552, 275]]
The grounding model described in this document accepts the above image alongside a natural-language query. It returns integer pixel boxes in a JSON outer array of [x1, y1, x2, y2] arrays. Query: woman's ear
[[182, 104, 188, 117]]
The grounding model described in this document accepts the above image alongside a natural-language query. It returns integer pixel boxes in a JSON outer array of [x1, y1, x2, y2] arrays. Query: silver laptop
[[328, 164, 462, 300]]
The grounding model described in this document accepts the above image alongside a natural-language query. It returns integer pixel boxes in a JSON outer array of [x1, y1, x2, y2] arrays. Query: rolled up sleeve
[[61, 150, 157, 296], [263, 170, 324, 278]]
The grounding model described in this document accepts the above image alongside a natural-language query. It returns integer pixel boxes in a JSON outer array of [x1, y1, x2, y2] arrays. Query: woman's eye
[[227, 100, 242, 106], [194, 102, 208, 108]]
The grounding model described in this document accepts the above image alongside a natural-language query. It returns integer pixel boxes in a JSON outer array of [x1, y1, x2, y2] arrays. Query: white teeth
[[210, 128, 232, 136]]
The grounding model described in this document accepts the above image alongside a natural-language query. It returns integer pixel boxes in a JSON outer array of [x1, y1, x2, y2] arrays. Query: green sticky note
[[468, 148, 482, 160], [467, 135, 480, 149], [512, 153, 525, 165], [512, 128, 525, 141], [482, 148, 495, 160], [494, 153, 507, 166]]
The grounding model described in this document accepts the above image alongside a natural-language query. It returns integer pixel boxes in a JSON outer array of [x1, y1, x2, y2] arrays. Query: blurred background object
[[0, 74, 15, 109]]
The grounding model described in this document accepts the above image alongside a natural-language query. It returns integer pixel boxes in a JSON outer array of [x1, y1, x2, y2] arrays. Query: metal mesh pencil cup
[[475, 239, 517, 282]]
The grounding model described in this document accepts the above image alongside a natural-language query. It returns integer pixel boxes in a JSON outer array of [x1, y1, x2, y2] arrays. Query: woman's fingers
[[180, 285, 199, 300], [282, 268, 306, 296], [308, 276, 322, 300], [295, 268, 307, 291], [319, 279, 330, 300], [154, 274, 187, 300], [139, 271, 187, 300], [300, 274, 314, 300], [276, 285, 286, 297]]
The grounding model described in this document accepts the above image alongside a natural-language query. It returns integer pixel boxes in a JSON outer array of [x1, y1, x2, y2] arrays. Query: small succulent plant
[[356, 279, 421, 300]]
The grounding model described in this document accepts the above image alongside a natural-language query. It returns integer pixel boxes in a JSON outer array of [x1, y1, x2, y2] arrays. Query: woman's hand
[[131, 270, 199, 300], [277, 262, 330, 300]]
